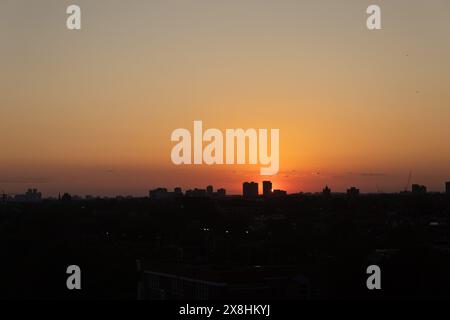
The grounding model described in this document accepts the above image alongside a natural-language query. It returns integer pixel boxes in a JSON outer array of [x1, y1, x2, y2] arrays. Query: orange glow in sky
[[1, 0, 450, 196]]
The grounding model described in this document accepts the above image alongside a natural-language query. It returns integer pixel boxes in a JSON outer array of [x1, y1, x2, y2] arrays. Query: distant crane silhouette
[[404, 171, 412, 192]]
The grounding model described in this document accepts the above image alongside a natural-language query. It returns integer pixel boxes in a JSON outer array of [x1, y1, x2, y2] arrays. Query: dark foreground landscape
[[1, 191, 450, 299]]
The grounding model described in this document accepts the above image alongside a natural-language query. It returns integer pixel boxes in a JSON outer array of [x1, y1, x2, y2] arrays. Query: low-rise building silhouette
[[322, 185, 331, 196], [272, 189, 287, 198], [138, 262, 310, 300], [347, 187, 360, 197], [217, 188, 226, 197], [446, 182, 450, 195], [61, 192, 72, 202], [149, 188, 169, 199], [186, 188, 207, 198], [412, 184, 427, 194], [14, 188, 42, 203]]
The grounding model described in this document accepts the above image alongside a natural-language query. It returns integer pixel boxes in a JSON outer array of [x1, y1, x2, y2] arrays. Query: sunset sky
[[1, 0, 450, 196]]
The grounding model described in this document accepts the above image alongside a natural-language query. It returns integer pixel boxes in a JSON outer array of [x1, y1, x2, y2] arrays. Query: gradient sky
[[1, 0, 450, 196]]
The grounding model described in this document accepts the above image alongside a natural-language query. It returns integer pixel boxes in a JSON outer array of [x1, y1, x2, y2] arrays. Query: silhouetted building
[[243, 182, 258, 198], [322, 185, 331, 196], [206, 185, 213, 195], [446, 182, 450, 195], [272, 189, 287, 198], [263, 181, 272, 198], [174, 187, 183, 195], [217, 188, 226, 197], [138, 263, 310, 300], [149, 188, 169, 199], [347, 187, 360, 197], [412, 184, 427, 194], [61, 193, 72, 202], [1, 191, 6, 204], [14, 188, 42, 203], [186, 188, 207, 198]]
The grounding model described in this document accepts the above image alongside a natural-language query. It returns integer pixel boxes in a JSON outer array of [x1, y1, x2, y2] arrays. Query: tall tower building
[[263, 181, 272, 198], [243, 182, 258, 198]]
